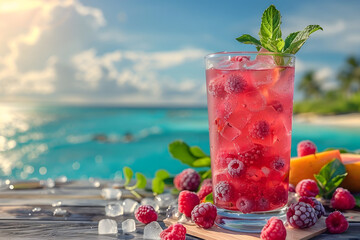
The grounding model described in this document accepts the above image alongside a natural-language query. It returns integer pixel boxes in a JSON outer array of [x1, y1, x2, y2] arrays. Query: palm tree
[[338, 56, 360, 96], [298, 71, 323, 99]]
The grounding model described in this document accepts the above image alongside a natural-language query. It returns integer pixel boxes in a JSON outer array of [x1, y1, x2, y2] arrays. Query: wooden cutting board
[[164, 217, 327, 240]]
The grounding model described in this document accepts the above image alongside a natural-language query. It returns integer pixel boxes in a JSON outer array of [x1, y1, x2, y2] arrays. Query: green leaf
[[168, 140, 197, 166], [163, 177, 174, 185], [201, 169, 212, 180], [284, 25, 323, 54], [314, 174, 327, 189], [190, 146, 208, 158], [204, 192, 214, 204], [192, 157, 211, 167], [152, 177, 165, 194], [155, 169, 170, 180], [284, 31, 300, 51], [355, 195, 360, 208], [236, 34, 262, 50], [259, 5, 283, 52], [324, 148, 355, 154], [123, 167, 133, 186], [127, 172, 147, 190]]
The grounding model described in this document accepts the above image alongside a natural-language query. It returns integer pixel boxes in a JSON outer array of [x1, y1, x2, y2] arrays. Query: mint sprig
[[236, 5, 323, 54], [314, 159, 348, 199]]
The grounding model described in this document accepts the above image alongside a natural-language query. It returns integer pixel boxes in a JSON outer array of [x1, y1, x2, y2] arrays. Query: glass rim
[[205, 51, 295, 59]]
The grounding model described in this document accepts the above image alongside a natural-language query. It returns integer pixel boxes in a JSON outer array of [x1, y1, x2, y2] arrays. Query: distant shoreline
[[294, 113, 360, 128]]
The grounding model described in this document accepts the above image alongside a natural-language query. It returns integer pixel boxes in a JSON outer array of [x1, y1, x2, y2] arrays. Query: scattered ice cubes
[[252, 69, 275, 87], [32, 207, 41, 212], [105, 202, 124, 217], [166, 205, 180, 219], [243, 91, 266, 112], [40, 178, 55, 188], [55, 176, 68, 183], [98, 219, 118, 235], [143, 221, 163, 240], [141, 198, 160, 212], [52, 201, 62, 207], [178, 214, 195, 225], [101, 188, 122, 200], [53, 208, 68, 216], [155, 193, 175, 208], [123, 199, 139, 214], [220, 123, 241, 142], [121, 219, 136, 234]]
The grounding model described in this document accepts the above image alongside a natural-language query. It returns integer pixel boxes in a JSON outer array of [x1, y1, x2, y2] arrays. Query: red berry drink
[[206, 52, 295, 216]]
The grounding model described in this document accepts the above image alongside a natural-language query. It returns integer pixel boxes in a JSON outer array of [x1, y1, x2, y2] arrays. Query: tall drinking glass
[[205, 52, 295, 232]]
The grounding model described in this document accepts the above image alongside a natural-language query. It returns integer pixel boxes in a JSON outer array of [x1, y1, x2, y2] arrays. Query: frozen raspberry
[[178, 190, 200, 217], [134, 205, 158, 224], [200, 179, 212, 187], [260, 217, 286, 240], [257, 197, 270, 211], [197, 184, 212, 201], [296, 179, 319, 197], [214, 181, 232, 202], [225, 74, 247, 93], [271, 101, 283, 113], [236, 196, 255, 213], [326, 211, 349, 234], [299, 196, 325, 219], [288, 184, 296, 193], [191, 202, 217, 229], [230, 56, 250, 62], [297, 140, 317, 157], [250, 121, 270, 139], [217, 152, 238, 168], [227, 159, 245, 177], [160, 223, 186, 240], [239, 144, 264, 164], [330, 187, 356, 210], [272, 157, 285, 171], [208, 79, 226, 98], [174, 169, 200, 192], [287, 202, 318, 229]]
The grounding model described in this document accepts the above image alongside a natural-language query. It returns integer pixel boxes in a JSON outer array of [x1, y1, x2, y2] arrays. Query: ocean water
[[0, 104, 359, 180]]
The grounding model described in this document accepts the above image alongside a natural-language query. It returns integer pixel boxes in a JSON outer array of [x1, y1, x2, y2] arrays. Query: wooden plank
[[164, 217, 326, 240]]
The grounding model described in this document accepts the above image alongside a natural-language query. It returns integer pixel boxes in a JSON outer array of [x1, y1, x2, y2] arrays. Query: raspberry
[[250, 121, 270, 139], [230, 56, 250, 62], [134, 205, 158, 224], [178, 190, 200, 217], [299, 196, 325, 219], [288, 184, 296, 193], [174, 169, 200, 192], [296, 179, 319, 197], [260, 217, 286, 240], [297, 140, 317, 157], [217, 152, 238, 168], [200, 179, 212, 187], [197, 184, 212, 201], [191, 202, 217, 229], [225, 74, 247, 93], [208, 79, 226, 98], [330, 187, 356, 210], [271, 157, 285, 171], [239, 144, 264, 164], [160, 223, 186, 240], [326, 211, 349, 234], [214, 181, 232, 202], [287, 202, 318, 229], [271, 101, 283, 113], [236, 196, 254, 213], [257, 197, 270, 211], [227, 159, 245, 177]]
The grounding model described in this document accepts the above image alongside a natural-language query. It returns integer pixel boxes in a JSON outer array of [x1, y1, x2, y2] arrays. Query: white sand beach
[[294, 113, 360, 128]]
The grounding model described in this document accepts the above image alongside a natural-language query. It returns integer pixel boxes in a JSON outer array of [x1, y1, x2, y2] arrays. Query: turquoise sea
[[0, 104, 359, 180]]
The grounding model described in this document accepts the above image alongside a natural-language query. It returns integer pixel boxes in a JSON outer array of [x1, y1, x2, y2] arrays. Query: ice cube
[[155, 193, 175, 208], [53, 208, 68, 216], [32, 207, 41, 212], [243, 91, 266, 112], [121, 219, 136, 234], [52, 201, 62, 207], [98, 219, 118, 235], [101, 188, 122, 200], [141, 198, 160, 212], [40, 178, 55, 188], [123, 199, 139, 214], [220, 122, 241, 142], [143, 221, 163, 240], [177, 214, 195, 225], [105, 202, 124, 217], [166, 205, 180, 219], [55, 176, 68, 183]]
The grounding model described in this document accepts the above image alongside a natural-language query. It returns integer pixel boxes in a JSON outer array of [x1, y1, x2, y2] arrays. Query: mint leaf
[[163, 177, 174, 185], [314, 159, 348, 199], [192, 157, 211, 167], [204, 192, 213, 204], [355, 195, 360, 208], [324, 148, 355, 154], [236, 34, 262, 51], [284, 25, 323, 54], [127, 172, 147, 190], [284, 31, 300, 51], [123, 167, 133, 186], [155, 169, 170, 180], [200, 169, 212, 180], [152, 177, 165, 194], [168, 140, 197, 166], [190, 146, 208, 158], [259, 5, 283, 52]]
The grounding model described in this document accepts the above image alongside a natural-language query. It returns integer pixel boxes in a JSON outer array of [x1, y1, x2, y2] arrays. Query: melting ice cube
[[141, 198, 160, 212], [98, 219, 118, 235], [105, 202, 124, 217], [121, 219, 136, 234], [52, 201, 62, 207], [101, 188, 122, 200], [155, 193, 175, 208], [53, 208, 68, 216], [166, 204, 180, 219], [243, 91, 266, 112], [123, 199, 139, 214], [32, 207, 41, 212], [143, 221, 163, 240]]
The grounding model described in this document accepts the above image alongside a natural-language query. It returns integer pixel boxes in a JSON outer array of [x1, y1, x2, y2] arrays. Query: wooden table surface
[[0, 180, 358, 240]]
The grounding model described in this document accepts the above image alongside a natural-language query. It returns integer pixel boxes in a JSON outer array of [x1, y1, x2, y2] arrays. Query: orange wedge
[[340, 153, 360, 192]]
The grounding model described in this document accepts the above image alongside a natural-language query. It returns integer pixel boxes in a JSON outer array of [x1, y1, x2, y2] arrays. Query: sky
[[0, 0, 359, 106]]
